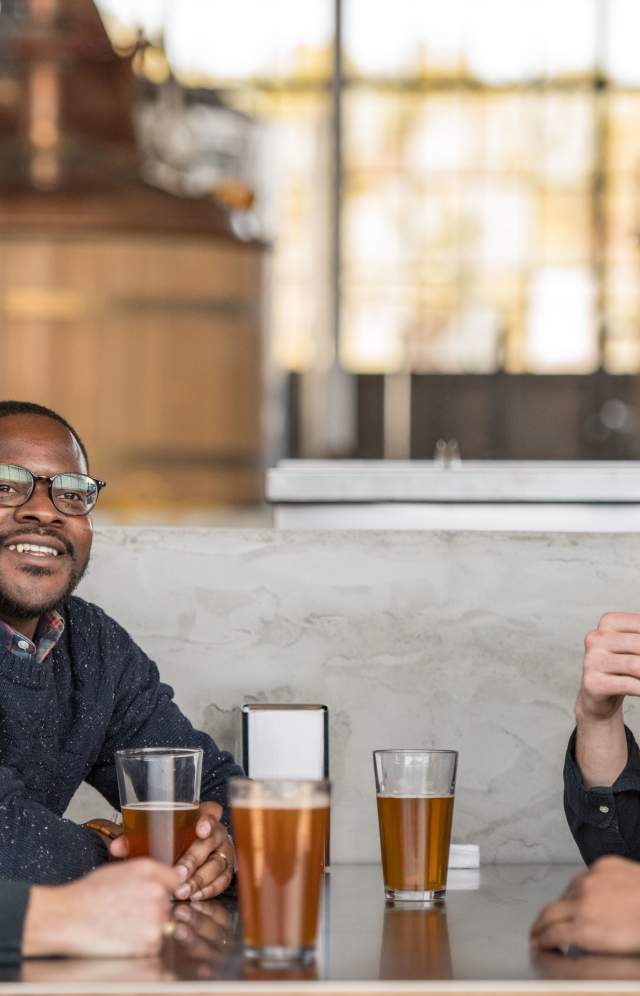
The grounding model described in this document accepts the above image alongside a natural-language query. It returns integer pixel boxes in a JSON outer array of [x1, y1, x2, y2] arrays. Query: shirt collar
[[0, 610, 65, 664]]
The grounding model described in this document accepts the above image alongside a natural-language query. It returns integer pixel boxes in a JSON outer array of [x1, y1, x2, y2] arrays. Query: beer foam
[[376, 793, 454, 799], [231, 798, 329, 810], [121, 802, 199, 811]]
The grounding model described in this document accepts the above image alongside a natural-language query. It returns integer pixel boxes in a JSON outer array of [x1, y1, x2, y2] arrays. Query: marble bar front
[[67, 525, 640, 865]]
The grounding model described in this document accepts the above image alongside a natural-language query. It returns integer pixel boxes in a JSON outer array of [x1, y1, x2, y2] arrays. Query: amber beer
[[373, 750, 458, 903], [230, 779, 330, 962], [376, 795, 454, 895], [115, 747, 203, 866], [122, 802, 199, 864]]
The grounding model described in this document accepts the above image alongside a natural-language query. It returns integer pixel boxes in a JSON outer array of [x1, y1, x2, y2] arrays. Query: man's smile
[[7, 543, 60, 558], [0, 531, 73, 576]]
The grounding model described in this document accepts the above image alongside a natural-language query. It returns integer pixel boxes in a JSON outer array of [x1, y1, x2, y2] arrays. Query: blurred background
[[2, 0, 640, 521]]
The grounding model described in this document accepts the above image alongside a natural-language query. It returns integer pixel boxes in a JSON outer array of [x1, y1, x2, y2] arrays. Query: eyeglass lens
[[0, 464, 98, 515], [51, 473, 98, 515]]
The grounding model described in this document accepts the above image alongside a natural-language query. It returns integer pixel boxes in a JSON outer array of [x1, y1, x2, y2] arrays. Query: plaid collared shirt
[[0, 611, 65, 665]]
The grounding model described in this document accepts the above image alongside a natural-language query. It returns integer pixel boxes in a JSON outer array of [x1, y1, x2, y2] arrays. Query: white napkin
[[447, 868, 480, 891], [448, 843, 479, 868]]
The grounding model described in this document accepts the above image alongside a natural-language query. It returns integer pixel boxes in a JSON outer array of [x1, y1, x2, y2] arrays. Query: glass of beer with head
[[115, 747, 202, 864], [230, 778, 330, 964], [374, 749, 457, 904]]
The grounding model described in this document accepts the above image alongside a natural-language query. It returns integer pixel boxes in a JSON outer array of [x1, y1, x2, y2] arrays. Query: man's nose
[[13, 481, 64, 526]]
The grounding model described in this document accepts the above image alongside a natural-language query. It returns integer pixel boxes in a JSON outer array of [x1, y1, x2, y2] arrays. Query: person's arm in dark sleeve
[[0, 765, 108, 885], [564, 725, 640, 864], [0, 881, 30, 965], [87, 617, 244, 827]]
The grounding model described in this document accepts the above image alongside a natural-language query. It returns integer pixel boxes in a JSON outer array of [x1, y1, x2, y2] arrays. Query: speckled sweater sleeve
[[0, 763, 108, 884], [86, 616, 244, 828]]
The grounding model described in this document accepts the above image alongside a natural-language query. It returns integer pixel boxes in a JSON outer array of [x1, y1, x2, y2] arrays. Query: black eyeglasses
[[0, 464, 106, 516]]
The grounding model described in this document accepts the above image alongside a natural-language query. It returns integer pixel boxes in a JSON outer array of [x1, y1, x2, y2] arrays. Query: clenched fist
[[579, 613, 640, 723], [23, 859, 180, 959]]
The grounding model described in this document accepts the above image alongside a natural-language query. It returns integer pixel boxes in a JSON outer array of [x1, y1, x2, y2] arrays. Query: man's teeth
[[7, 543, 59, 557]]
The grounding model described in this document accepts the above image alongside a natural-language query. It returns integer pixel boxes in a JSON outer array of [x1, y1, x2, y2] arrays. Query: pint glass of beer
[[115, 747, 202, 864], [374, 749, 457, 904], [230, 778, 330, 963]]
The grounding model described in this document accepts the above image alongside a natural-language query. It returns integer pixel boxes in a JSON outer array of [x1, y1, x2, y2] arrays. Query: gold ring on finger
[[216, 850, 229, 872]]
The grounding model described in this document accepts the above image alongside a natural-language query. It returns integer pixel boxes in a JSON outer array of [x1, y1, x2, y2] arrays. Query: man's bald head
[[0, 401, 88, 468]]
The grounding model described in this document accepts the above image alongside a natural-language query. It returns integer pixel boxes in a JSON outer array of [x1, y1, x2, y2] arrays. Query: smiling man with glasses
[[0, 400, 242, 899]]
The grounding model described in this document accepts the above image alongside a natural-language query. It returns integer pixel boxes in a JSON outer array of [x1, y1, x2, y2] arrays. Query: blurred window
[[97, 0, 640, 375]]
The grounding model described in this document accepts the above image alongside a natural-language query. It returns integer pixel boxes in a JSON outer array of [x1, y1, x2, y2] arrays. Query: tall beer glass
[[115, 747, 202, 864], [230, 778, 330, 963], [374, 749, 457, 904]]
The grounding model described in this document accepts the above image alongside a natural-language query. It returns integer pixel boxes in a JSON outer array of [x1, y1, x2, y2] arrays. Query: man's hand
[[23, 859, 180, 958], [109, 801, 235, 901], [578, 613, 640, 723], [173, 802, 235, 901], [531, 856, 640, 956], [574, 612, 639, 787]]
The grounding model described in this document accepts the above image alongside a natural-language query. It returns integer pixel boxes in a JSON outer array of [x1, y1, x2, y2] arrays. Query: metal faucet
[[434, 439, 462, 468]]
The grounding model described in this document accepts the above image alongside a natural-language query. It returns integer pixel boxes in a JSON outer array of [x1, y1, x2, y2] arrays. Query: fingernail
[[197, 821, 211, 835], [190, 890, 204, 901], [175, 884, 191, 900], [174, 907, 191, 923], [176, 865, 189, 882], [174, 924, 189, 942]]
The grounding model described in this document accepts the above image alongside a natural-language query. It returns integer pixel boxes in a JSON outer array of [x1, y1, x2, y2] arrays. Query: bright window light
[[526, 267, 598, 372], [96, 0, 164, 40], [341, 299, 408, 373], [465, 0, 594, 82], [542, 0, 597, 77], [344, 0, 464, 76], [165, 0, 331, 82], [464, 0, 543, 82], [606, 0, 640, 85]]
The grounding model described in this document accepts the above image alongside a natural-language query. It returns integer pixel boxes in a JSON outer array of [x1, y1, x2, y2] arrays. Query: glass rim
[[373, 748, 458, 757], [229, 776, 330, 790], [115, 746, 204, 760]]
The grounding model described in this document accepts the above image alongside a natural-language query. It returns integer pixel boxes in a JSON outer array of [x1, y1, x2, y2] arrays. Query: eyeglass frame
[[0, 463, 107, 517]]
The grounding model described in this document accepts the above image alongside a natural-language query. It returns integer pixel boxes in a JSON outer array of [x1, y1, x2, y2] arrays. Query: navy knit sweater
[[0, 595, 243, 884]]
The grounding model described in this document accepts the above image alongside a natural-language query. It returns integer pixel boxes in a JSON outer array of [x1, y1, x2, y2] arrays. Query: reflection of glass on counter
[[163, 900, 242, 980], [243, 961, 319, 982], [379, 906, 453, 980]]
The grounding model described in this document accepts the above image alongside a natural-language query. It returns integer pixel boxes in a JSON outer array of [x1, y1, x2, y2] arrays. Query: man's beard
[[0, 530, 89, 620]]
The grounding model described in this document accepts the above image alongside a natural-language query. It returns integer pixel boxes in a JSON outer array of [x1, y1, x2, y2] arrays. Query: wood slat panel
[[0, 234, 265, 509]]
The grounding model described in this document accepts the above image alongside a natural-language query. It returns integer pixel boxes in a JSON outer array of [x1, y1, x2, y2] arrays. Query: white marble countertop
[[5, 864, 640, 994], [267, 461, 640, 504]]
